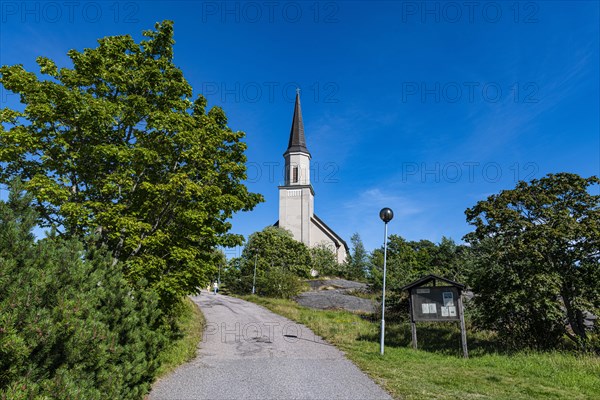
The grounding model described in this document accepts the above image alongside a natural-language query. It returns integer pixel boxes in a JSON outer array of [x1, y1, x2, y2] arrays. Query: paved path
[[149, 292, 392, 400]]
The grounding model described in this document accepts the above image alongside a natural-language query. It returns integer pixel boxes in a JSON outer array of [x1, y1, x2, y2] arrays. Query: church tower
[[278, 91, 314, 245], [276, 91, 348, 263]]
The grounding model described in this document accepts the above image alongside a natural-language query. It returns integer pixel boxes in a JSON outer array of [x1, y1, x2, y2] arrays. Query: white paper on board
[[421, 303, 430, 314], [449, 306, 457, 317], [441, 307, 449, 317], [428, 303, 437, 314], [443, 291, 454, 307]]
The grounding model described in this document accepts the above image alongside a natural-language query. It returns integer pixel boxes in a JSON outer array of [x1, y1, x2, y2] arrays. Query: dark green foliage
[[346, 233, 369, 280], [370, 235, 424, 292], [464, 173, 600, 351], [0, 182, 166, 399], [243, 227, 312, 278], [254, 267, 306, 299], [310, 244, 342, 277], [221, 256, 244, 295], [224, 227, 311, 298], [433, 236, 468, 283], [369, 235, 466, 292], [0, 21, 262, 313]]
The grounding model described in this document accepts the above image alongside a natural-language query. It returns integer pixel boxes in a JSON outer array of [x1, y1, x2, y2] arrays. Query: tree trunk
[[561, 285, 587, 348]]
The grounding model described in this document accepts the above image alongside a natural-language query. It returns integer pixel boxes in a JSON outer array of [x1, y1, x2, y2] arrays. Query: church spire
[[285, 90, 310, 155]]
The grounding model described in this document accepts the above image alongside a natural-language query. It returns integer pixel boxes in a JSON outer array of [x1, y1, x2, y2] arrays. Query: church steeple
[[285, 91, 310, 156], [276, 91, 348, 264], [282, 90, 312, 187]]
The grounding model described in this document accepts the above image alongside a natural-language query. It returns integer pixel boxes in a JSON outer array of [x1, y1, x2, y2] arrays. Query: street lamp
[[252, 253, 258, 295], [379, 207, 394, 355], [218, 260, 221, 287]]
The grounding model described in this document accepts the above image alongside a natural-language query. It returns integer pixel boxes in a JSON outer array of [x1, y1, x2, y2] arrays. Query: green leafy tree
[[409, 239, 437, 269], [368, 235, 425, 320], [369, 235, 423, 291], [370, 235, 468, 290], [432, 236, 467, 282], [221, 256, 243, 294], [346, 233, 369, 279], [310, 244, 341, 277], [226, 227, 311, 298], [0, 21, 262, 312], [243, 227, 312, 278], [464, 173, 600, 350], [0, 181, 166, 399]]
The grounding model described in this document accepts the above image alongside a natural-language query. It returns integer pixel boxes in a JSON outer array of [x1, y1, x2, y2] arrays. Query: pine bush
[[0, 182, 167, 399]]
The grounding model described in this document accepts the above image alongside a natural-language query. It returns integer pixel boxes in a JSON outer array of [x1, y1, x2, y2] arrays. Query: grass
[[244, 295, 600, 400], [154, 297, 205, 378]]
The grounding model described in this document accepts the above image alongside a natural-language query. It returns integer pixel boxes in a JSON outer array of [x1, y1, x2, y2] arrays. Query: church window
[[292, 166, 299, 183]]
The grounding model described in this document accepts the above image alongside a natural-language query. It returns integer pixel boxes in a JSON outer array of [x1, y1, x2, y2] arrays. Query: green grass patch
[[155, 297, 205, 378], [244, 296, 600, 400]]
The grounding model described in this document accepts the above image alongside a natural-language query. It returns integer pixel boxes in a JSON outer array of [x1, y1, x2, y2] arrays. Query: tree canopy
[[224, 227, 311, 298], [369, 235, 465, 291], [243, 226, 312, 277], [311, 243, 343, 277], [0, 21, 262, 311], [346, 233, 369, 279], [464, 172, 600, 350]]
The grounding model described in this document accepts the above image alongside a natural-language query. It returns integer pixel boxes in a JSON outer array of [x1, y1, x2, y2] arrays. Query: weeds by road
[[154, 298, 205, 379]]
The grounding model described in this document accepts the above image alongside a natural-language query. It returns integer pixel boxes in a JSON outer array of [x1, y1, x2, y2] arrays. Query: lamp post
[[252, 254, 258, 295], [218, 261, 221, 287], [379, 207, 394, 355]]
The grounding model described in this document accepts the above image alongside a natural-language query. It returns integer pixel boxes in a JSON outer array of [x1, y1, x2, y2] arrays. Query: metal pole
[[380, 222, 388, 355], [252, 254, 257, 295]]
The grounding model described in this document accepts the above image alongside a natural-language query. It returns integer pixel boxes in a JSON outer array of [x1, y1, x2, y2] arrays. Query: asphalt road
[[149, 292, 392, 400]]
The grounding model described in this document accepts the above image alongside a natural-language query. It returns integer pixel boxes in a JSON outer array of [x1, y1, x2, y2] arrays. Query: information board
[[410, 286, 460, 321]]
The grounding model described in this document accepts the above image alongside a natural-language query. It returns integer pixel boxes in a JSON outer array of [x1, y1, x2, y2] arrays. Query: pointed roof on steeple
[[285, 91, 310, 155]]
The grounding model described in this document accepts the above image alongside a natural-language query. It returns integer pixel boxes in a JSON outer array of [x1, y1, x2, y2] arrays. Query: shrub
[[0, 182, 166, 399], [254, 267, 306, 299], [310, 244, 344, 277], [224, 227, 312, 298]]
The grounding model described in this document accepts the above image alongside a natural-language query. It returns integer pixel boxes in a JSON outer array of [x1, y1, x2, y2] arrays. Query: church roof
[[285, 92, 310, 155]]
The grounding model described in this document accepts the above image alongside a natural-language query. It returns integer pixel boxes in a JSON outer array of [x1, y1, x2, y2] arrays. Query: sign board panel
[[410, 286, 460, 321]]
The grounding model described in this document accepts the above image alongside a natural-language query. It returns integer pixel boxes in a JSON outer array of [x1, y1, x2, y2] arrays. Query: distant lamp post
[[218, 260, 221, 287], [252, 253, 258, 295], [379, 207, 394, 355]]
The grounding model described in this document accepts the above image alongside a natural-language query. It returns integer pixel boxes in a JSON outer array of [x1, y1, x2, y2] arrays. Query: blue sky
[[1, 1, 599, 255]]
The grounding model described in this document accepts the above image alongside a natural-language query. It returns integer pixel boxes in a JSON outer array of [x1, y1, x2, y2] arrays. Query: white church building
[[274, 92, 348, 263]]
